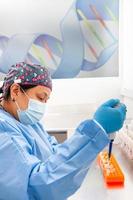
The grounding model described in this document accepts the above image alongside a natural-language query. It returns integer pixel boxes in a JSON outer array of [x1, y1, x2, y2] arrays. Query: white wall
[[49, 77, 121, 106], [44, 77, 121, 130], [120, 0, 133, 120], [121, 0, 133, 93]]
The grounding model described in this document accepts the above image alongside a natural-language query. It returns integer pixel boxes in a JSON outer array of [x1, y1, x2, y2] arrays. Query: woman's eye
[[37, 94, 50, 102], [38, 96, 44, 101]]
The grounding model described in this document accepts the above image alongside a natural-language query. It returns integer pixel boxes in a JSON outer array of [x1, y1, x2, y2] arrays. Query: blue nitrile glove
[[93, 99, 127, 134]]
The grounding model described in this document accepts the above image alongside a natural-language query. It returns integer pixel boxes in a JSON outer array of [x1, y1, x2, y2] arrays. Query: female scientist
[[0, 62, 126, 200]]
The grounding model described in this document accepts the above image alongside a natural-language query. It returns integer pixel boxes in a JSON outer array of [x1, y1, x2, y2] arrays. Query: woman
[[0, 62, 126, 200]]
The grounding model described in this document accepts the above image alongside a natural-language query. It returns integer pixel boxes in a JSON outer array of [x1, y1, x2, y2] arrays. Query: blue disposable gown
[[0, 108, 109, 200]]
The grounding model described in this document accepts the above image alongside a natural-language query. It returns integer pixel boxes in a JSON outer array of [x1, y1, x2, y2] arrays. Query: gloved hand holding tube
[[93, 99, 127, 134], [93, 99, 127, 158]]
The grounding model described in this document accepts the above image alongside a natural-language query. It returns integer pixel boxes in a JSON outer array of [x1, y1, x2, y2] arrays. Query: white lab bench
[[69, 145, 133, 200]]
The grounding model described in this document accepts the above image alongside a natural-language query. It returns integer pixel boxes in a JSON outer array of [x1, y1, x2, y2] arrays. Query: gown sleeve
[[0, 119, 109, 200]]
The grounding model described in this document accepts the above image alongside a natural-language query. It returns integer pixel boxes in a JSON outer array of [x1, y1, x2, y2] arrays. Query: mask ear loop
[[14, 100, 21, 111], [14, 91, 29, 112], [20, 87, 30, 101], [14, 78, 30, 99], [13, 79, 29, 110]]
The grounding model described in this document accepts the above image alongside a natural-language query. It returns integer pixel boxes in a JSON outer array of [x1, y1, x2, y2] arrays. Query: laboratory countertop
[[69, 145, 133, 200]]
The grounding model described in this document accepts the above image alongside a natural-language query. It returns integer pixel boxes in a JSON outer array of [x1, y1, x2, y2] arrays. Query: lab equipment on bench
[[114, 120, 133, 160]]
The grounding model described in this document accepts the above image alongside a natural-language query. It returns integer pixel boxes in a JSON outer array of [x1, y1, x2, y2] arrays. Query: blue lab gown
[[0, 108, 109, 200]]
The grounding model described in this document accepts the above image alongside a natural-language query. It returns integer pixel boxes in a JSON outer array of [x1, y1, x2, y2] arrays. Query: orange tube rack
[[98, 151, 124, 186]]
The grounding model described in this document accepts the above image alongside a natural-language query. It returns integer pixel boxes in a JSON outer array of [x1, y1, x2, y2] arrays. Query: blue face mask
[[15, 93, 46, 125]]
